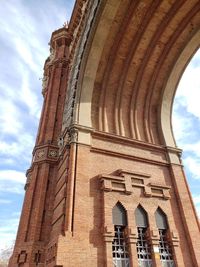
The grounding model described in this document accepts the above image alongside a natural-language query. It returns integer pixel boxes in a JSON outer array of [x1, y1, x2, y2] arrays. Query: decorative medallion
[[48, 150, 58, 158], [37, 150, 45, 159]]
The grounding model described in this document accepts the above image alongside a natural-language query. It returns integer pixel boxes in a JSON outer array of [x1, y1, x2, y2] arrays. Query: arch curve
[[135, 205, 149, 228], [161, 29, 200, 147], [155, 207, 168, 230], [73, 0, 200, 146], [112, 201, 127, 226]]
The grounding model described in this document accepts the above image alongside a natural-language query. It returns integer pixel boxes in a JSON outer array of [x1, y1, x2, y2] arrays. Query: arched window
[[135, 205, 152, 267], [112, 202, 129, 267], [155, 208, 175, 267]]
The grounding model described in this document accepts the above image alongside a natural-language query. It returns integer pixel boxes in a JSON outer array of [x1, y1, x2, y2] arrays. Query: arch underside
[[76, 0, 200, 146]]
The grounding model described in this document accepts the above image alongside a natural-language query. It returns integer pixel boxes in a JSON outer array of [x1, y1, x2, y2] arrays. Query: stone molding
[[165, 146, 182, 165], [92, 131, 169, 166]]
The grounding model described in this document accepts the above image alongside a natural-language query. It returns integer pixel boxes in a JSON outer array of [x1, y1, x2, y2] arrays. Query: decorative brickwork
[[100, 169, 171, 199], [9, 1, 200, 267]]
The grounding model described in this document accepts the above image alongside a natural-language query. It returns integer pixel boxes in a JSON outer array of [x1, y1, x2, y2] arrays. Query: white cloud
[[0, 170, 26, 195], [0, 0, 74, 163], [0, 170, 26, 184], [196, 206, 200, 218], [181, 141, 200, 157], [183, 156, 200, 180], [0, 183, 24, 195], [0, 100, 23, 136], [172, 110, 193, 144], [193, 195, 200, 205], [18, 64, 42, 119], [0, 0, 69, 143], [0, 216, 20, 251], [0, 133, 34, 167], [192, 194, 200, 217], [174, 48, 200, 119]]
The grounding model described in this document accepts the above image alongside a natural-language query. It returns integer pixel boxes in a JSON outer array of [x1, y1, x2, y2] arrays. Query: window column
[[155, 208, 175, 267], [135, 205, 152, 267], [112, 202, 130, 267]]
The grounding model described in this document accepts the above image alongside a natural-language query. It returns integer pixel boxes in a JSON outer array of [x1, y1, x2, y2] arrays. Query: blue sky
[[0, 0, 199, 251]]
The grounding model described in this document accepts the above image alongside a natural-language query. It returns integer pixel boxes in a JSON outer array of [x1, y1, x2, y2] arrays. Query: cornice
[[91, 147, 169, 167], [92, 130, 167, 153]]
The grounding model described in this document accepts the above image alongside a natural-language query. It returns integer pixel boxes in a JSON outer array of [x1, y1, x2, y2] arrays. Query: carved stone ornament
[[62, 0, 100, 130], [33, 145, 59, 163], [57, 131, 71, 155], [24, 174, 31, 190], [58, 136, 64, 148], [48, 149, 58, 158], [69, 128, 78, 143], [37, 150, 45, 159], [49, 47, 55, 62]]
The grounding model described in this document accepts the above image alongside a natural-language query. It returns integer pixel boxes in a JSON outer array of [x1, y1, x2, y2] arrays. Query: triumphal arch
[[9, 0, 200, 266]]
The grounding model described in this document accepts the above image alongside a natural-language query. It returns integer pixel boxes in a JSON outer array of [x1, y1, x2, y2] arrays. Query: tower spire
[[9, 26, 72, 267]]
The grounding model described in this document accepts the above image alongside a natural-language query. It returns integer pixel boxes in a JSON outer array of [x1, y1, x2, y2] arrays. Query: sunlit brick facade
[[10, 0, 200, 266]]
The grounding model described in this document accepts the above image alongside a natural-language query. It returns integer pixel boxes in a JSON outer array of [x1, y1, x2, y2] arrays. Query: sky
[[0, 0, 200, 252]]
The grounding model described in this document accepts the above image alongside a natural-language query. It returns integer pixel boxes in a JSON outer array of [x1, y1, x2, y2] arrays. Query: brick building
[[9, 0, 200, 266]]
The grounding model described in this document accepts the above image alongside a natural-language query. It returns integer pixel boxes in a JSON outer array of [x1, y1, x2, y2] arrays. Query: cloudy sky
[[0, 0, 200, 252]]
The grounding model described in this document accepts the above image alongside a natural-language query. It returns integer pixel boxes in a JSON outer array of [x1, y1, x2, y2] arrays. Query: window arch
[[155, 208, 175, 267], [112, 202, 129, 267], [112, 202, 127, 226], [155, 207, 168, 230], [135, 205, 152, 267]]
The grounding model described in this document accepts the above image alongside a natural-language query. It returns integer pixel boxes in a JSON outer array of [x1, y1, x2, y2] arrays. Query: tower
[[10, 1, 200, 267]]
